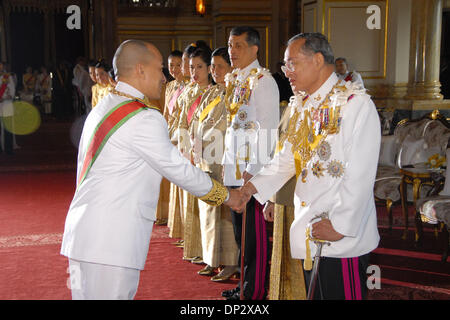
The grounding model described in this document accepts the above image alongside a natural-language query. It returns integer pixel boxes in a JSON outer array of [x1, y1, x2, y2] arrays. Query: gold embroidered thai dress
[[153, 81, 175, 225], [177, 82, 211, 260], [166, 79, 189, 239], [269, 103, 306, 300], [190, 84, 239, 268], [92, 83, 112, 109]]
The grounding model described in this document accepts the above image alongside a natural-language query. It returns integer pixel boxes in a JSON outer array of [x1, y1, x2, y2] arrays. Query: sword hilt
[[303, 212, 331, 271]]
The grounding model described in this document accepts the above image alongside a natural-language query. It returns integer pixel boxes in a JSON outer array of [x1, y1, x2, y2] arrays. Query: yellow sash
[[199, 95, 221, 123]]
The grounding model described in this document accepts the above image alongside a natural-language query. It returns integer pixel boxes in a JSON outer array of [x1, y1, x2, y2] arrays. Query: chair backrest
[[440, 140, 450, 196], [422, 112, 450, 154], [394, 111, 450, 168]]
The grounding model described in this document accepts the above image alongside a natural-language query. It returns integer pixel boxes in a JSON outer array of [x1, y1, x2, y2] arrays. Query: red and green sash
[[0, 74, 10, 99], [77, 99, 159, 189]]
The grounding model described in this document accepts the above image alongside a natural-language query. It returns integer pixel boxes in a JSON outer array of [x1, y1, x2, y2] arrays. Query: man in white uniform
[[61, 40, 242, 300], [238, 33, 380, 300], [221, 26, 279, 300], [0, 61, 15, 155], [73, 57, 94, 114], [335, 57, 365, 88]]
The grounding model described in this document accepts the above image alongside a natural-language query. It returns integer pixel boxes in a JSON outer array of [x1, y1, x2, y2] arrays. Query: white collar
[[307, 72, 339, 107], [114, 81, 146, 100], [235, 59, 260, 79]]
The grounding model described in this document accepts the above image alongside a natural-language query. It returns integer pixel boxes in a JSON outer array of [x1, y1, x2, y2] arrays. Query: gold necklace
[[110, 88, 160, 112], [225, 68, 260, 124]]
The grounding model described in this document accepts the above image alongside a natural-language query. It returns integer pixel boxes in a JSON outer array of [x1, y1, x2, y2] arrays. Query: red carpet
[[0, 171, 237, 300], [0, 118, 448, 300]]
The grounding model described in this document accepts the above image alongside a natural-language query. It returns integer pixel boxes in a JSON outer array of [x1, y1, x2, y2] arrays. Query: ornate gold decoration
[[317, 141, 331, 162], [243, 121, 256, 130], [224, 68, 267, 124], [198, 178, 228, 206], [238, 110, 247, 121], [312, 161, 325, 178], [327, 160, 345, 178], [286, 84, 342, 179], [110, 88, 160, 112]]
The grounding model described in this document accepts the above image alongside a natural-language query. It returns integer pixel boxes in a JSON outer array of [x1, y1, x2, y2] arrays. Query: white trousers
[[68, 259, 141, 300]]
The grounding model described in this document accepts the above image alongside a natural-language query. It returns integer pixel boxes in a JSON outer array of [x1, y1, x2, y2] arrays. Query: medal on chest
[[287, 83, 344, 181]]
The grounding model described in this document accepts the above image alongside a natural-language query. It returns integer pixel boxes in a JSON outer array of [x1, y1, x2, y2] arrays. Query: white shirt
[[61, 81, 213, 270], [338, 70, 365, 88], [250, 72, 380, 259], [222, 59, 279, 186], [72, 64, 94, 109]]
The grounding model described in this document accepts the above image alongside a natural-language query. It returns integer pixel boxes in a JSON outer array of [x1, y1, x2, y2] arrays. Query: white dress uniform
[[61, 81, 217, 299], [222, 59, 280, 187], [72, 64, 94, 112], [0, 73, 15, 152], [250, 72, 380, 260], [337, 71, 365, 89]]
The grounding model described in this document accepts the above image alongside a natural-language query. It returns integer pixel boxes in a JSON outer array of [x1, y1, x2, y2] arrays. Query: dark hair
[[88, 59, 98, 67], [288, 33, 334, 65], [211, 47, 231, 66], [230, 26, 260, 49], [169, 50, 183, 59], [189, 47, 212, 66], [95, 59, 110, 71], [335, 57, 347, 64], [184, 40, 209, 56]]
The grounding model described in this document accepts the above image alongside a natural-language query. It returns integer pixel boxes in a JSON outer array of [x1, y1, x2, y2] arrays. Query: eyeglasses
[[281, 61, 296, 74]]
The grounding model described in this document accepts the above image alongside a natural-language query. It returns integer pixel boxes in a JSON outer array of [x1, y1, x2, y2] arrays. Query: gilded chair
[[417, 139, 450, 262], [375, 110, 450, 237]]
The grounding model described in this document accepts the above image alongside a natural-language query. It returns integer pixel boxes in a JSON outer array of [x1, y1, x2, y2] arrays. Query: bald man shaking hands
[[61, 40, 244, 300]]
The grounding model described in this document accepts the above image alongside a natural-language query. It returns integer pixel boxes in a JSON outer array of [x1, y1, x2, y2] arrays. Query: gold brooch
[[238, 110, 248, 121], [317, 141, 331, 161], [327, 160, 345, 178], [244, 121, 256, 130], [312, 161, 325, 178]]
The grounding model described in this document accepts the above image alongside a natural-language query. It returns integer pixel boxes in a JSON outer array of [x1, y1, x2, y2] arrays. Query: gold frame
[[321, 0, 389, 79]]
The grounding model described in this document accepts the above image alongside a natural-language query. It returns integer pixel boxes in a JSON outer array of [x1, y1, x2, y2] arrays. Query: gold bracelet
[[198, 178, 228, 206]]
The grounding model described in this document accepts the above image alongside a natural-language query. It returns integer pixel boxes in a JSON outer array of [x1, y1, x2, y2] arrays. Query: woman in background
[[191, 47, 239, 281]]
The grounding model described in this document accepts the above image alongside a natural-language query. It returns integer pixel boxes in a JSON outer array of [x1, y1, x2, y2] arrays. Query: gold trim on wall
[[321, 0, 389, 79], [214, 15, 271, 23]]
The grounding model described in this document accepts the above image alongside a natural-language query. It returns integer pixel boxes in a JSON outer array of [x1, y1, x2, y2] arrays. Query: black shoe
[[222, 287, 239, 298], [226, 291, 241, 300]]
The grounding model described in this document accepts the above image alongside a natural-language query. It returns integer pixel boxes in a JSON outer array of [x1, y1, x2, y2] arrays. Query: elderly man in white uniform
[[238, 33, 380, 300], [61, 40, 242, 300]]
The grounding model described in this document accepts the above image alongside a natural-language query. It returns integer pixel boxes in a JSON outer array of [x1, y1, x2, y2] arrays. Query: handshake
[[223, 182, 258, 213]]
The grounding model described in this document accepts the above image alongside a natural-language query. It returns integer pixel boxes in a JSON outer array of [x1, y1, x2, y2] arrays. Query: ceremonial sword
[[306, 212, 330, 300]]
